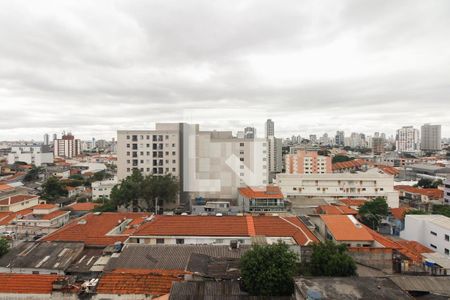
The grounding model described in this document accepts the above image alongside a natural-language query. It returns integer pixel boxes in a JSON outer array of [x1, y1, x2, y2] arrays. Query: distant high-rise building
[[52, 133, 57, 141], [309, 135, 317, 143], [267, 136, 282, 182], [372, 137, 385, 155], [43, 133, 49, 146], [54, 133, 81, 158], [244, 127, 256, 139], [396, 126, 420, 153], [420, 123, 441, 151], [335, 131, 344, 146], [265, 119, 274, 138]]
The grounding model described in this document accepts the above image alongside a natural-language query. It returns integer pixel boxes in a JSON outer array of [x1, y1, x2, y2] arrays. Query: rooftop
[[68, 202, 98, 211], [96, 269, 185, 296], [316, 204, 358, 215], [43, 212, 151, 246], [0, 273, 63, 294], [405, 214, 450, 231], [132, 215, 318, 246], [339, 198, 367, 207], [0, 241, 84, 271], [0, 194, 38, 206], [238, 186, 284, 199], [320, 215, 374, 241], [395, 185, 443, 199], [295, 277, 411, 300], [33, 204, 57, 210], [105, 244, 250, 272]]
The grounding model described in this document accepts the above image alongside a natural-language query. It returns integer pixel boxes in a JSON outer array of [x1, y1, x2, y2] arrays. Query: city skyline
[[1, 0, 450, 140]]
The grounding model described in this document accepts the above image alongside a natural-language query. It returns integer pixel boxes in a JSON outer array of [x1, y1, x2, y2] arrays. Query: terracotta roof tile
[[238, 186, 283, 199], [317, 205, 358, 215], [43, 212, 150, 246], [320, 215, 374, 241], [0, 194, 38, 206], [339, 199, 367, 207], [41, 210, 70, 220], [394, 186, 443, 199], [0, 273, 62, 294], [133, 215, 318, 246], [33, 204, 57, 210], [96, 269, 184, 296], [68, 202, 98, 211], [390, 207, 410, 220]]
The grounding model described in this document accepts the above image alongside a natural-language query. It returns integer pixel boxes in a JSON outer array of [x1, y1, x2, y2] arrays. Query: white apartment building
[[7, 145, 53, 166], [117, 123, 183, 180], [92, 176, 118, 200], [275, 171, 399, 208], [54, 133, 81, 158], [117, 123, 268, 202], [401, 215, 450, 256], [421, 123, 441, 152], [396, 126, 420, 153], [445, 178, 450, 205]]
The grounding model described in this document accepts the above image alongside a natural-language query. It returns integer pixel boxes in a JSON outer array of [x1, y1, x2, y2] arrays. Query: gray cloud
[[0, 0, 449, 141]]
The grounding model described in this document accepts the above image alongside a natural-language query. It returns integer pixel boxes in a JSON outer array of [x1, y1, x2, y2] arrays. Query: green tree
[[332, 155, 354, 164], [41, 176, 68, 201], [240, 242, 298, 296], [111, 170, 178, 212], [93, 200, 117, 212], [0, 238, 9, 258], [432, 205, 450, 218], [309, 241, 356, 276], [92, 170, 112, 182], [358, 197, 389, 230], [142, 174, 179, 212], [23, 166, 42, 182]]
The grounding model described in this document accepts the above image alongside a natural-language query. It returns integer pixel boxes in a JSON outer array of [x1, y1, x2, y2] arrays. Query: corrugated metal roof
[[105, 244, 250, 272]]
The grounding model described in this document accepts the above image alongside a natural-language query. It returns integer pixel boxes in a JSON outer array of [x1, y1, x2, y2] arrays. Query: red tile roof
[[41, 210, 69, 220], [43, 212, 150, 246], [317, 205, 358, 215], [96, 269, 184, 296], [238, 186, 283, 199], [0, 194, 38, 206], [394, 185, 443, 199], [376, 165, 400, 176], [68, 202, 98, 211], [320, 215, 374, 241], [339, 199, 367, 207], [0, 184, 14, 192], [332, 159, 366, 171], [33, 204, 57, 210], [0, 273, 62, 294], [390, 207, 410, 220], [133, 215, 318, 246], [0, 207, 34, 226]]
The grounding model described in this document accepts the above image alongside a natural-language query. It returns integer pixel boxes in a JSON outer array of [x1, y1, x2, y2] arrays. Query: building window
[[446, 235, 450, 241], [430, 244, 437, 249], [431, 231, 437, 236], [176, 239, 184, 245], [156, 238, 164, 244], [446, 249, 449, 255]]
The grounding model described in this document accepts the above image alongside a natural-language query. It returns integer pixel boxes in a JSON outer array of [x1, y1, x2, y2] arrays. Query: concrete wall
[[349, 247, 393, 273]]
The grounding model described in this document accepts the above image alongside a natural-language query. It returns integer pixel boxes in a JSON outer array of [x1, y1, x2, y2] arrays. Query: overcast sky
[[1, 0, 449, 141]]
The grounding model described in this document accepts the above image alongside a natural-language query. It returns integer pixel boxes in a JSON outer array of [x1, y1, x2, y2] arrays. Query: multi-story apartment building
[[267, 136, 282, 182], [265, 119, 274, 138], [372, 137, 385, 155], [53, 133, 81, 158], [276, 172, 399, 207], [396, 126, 420, 153], [7, 145, 53, 166], [117, 123, 268, 203], [421, 123, 441, 152], [244, 127, 256, 139], [285, 150, 332, 174], [444, 178, 450, 205], [335, 131, 344, 146], [117, 123, 183, 180], [401, 214, 450, 256]]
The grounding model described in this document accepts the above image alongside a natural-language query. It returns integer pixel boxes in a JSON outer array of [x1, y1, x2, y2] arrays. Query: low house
[[66, 202, 98, 217], [395, 185, 443, 203], [316, 204, 358, 215], [311, 215, 375, 247], [43, 212, 151, 247], [66, 186, 86, 198], [91, 176, 117, 200], [128, 215, 319, 246], [0, 241, 84, 275], [0, 194, 40, 212], [14, 204, 70, 228], [238, 186, 285, 212]]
